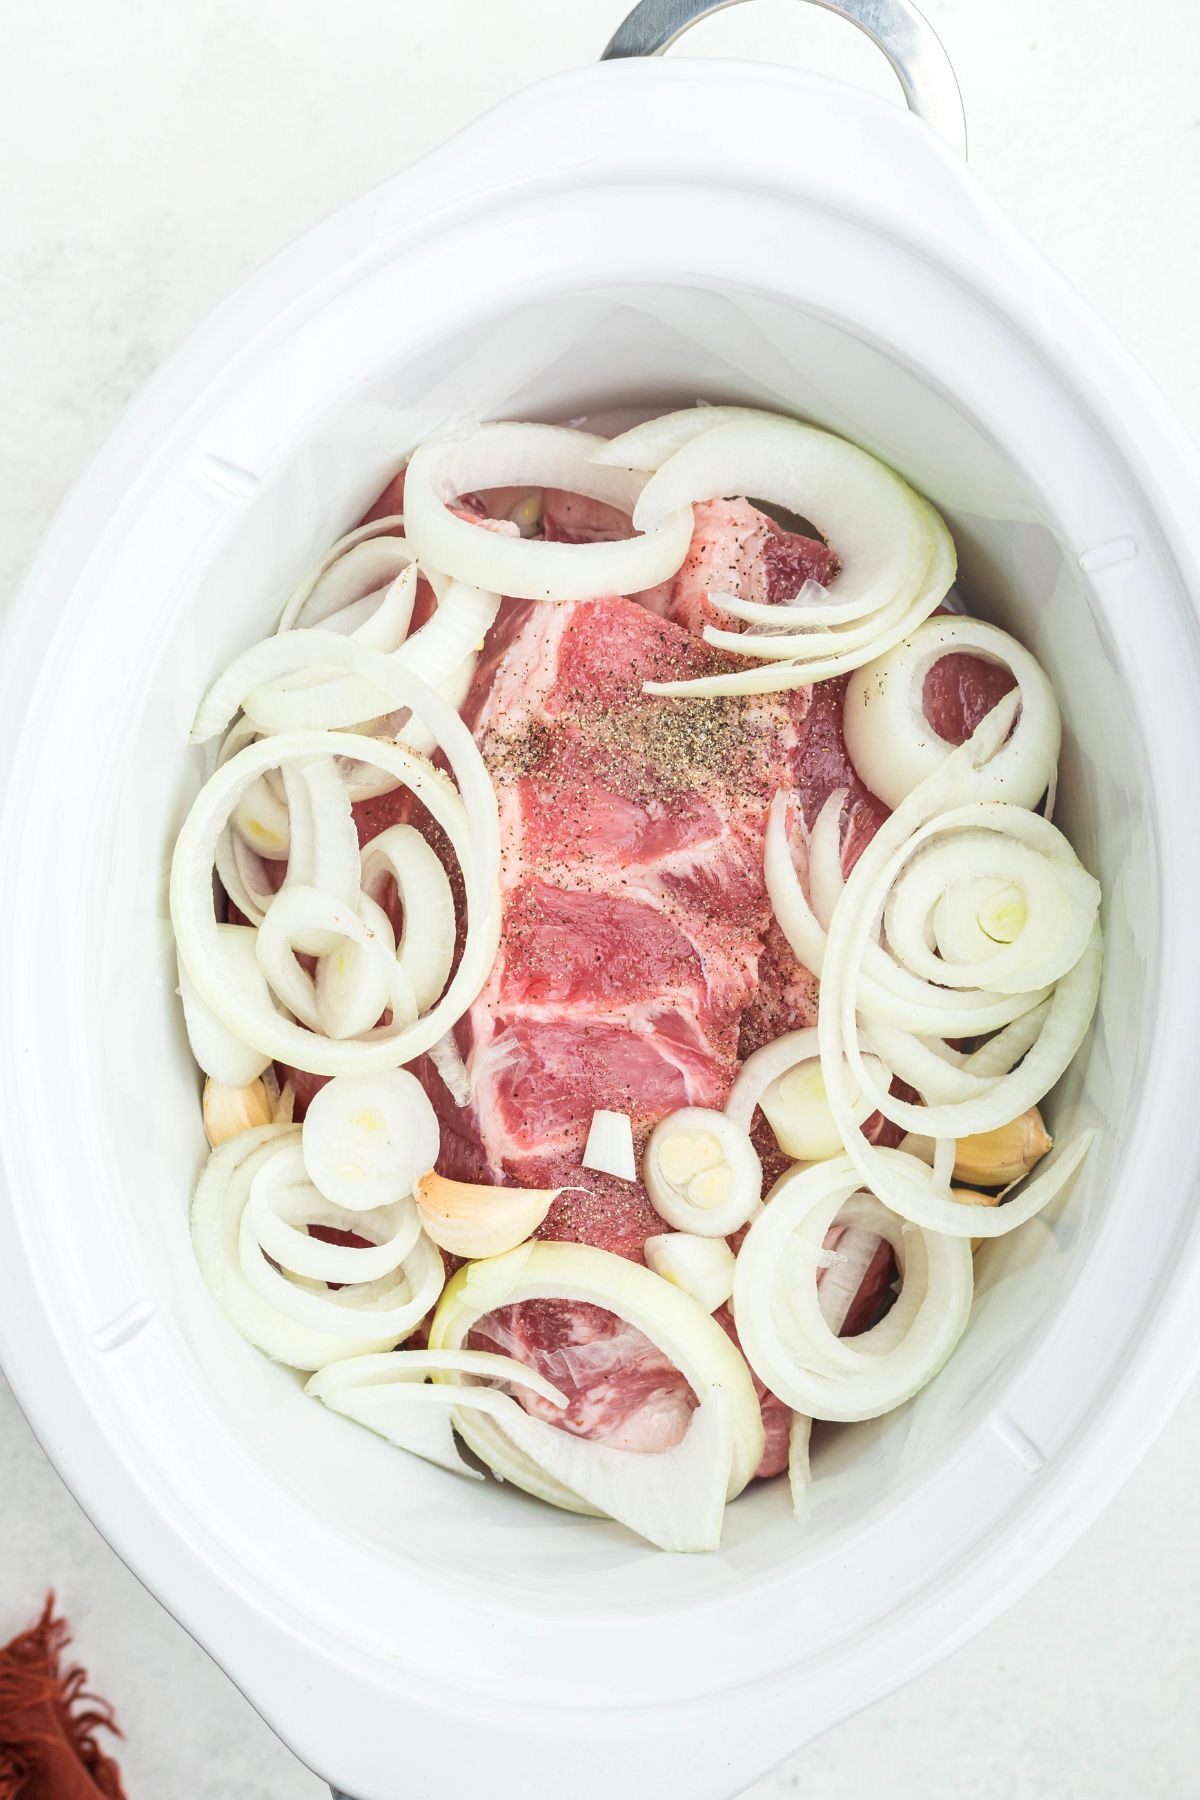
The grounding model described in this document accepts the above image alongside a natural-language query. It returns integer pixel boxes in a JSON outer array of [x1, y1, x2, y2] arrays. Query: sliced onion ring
[[402, 422, 694, 602], [248, 1141, 423, 1282], [178, 925, 273, 1087], [429, 1240, 764, 1549], [766, 790, 1056, 1038], [591, 406, 786, 472], [843, 615, 1061, 809], [643, 1107, 762, 1237], [360, 823, 456, 1015], [305, 1348, 569, 1483], [190, 1126, 435, 1369], [733, 1156, 973, 1422], [642, 497, 954, 695], [171, 718, 499, 1077], [302, 1071, 440, 1210], [813, 697, 1102, 1233], [630, 413, 953, 689], [725, 1027, 885, 1162], [277, 513, 407, 632]]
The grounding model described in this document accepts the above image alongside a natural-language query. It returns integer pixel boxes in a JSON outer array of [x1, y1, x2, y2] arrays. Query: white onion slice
[[396, 650, 478, 758], [171, 716, 499, 1077], [765, 790, 1055, 1038], [644, 1108, 762, 1237], [196, 590, 495, 743], [190, 1127, 430, 1369], [302, 1071, 440, 1210], [591, 405, 786, 471], [726, 1029, 824, 1131], [843, 616, 1061, 809], [642, 498, 953, 695], [402, 423, 694, 601], [733, 1157, 973, 1421], [239, 1196, 443, 1339], [499, 1385, 734, 1554], [215, 824, 273, 927], [360, 824, 455, 1015], [231, 773, 291, 862], [178, 925, 273, 1087], [307, 1347, 568, 1407], [429, 1240, 764, 1549], [313, 895, 404, 1040], [428, 1030, 472, 1107], [280, 536, 416, 645], [787, 1412, 814, 1523], [813, 698, 1102, 1232], [304, 1346, 571, 1480], [726, 1027, 887, 1163], [644, 1233, 736, 1313], [255, 886, 415, 1039], [192, 632, 389, 743], [275, 757, 362, 955], [582, 1109, 637, 1182], [247, 1141, 423, 1283], [276, 513, 407, 633], [395, 580, 500, 685], [628, 415, 952, 689]]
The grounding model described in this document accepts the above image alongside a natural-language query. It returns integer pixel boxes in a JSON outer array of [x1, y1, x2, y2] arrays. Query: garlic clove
[[202, 1076, 274, 1148], [415, 1171, 556, 1260], [953, 1108, 1052, 1188]]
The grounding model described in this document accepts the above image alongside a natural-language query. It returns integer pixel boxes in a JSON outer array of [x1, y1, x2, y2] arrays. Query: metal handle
[[601, 0, 967, 158]]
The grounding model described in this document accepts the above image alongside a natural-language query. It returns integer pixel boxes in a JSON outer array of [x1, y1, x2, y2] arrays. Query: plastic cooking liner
[[3, 3, 1200, 1797]]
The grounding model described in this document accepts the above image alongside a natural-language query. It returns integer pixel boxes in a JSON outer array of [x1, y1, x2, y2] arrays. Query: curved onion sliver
[[843, 615, 1061, 810], [765, 790, 1055, 1038], [171, 716, 499, 1078], [733, 1157, 973, 1422], [724, 1026, 886, 1163], [402, 422, 694, 602], [429, 1240, 764, 1549], [627, 414, 953, 691], [642, 500, 953, 695], [360, 823, 456, 1015], [255, 886, 416, 1040], [811, 697, 1101, 1235], [248, 1140, 423, 1282], [276, 513, 408, 633], [591, 405, 785, 472], [274, 757, 362, 955], [305, 1349, 568, 1483], [177, 924, 273, 1088], [191, 1126, 441, 1369]]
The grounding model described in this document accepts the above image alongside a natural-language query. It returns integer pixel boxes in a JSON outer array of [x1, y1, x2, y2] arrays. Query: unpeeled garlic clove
[[952, 1108, 1052, 1188], [415, 1171, 555, 1260], [202, 1076, 274, 1148]]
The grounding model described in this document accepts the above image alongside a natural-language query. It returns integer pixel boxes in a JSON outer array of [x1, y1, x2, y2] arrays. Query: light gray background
[[2, 3, 1198, 1795]]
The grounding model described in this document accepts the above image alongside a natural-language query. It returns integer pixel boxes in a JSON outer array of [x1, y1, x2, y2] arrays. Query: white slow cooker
[[3, 3, 1200, 1796]]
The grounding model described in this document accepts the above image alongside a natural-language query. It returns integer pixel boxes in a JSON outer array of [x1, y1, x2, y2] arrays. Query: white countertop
[[2, 2, 1198, 1794]]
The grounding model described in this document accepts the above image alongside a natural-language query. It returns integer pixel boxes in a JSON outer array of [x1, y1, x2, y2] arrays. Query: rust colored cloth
[[0, 1599, 127, 1800]]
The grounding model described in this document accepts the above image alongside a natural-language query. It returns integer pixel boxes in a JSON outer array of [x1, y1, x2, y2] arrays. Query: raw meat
[[471, 1300, 696, 1452], [666, 497, 838, 638], [457, 593, 797, 1238]]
